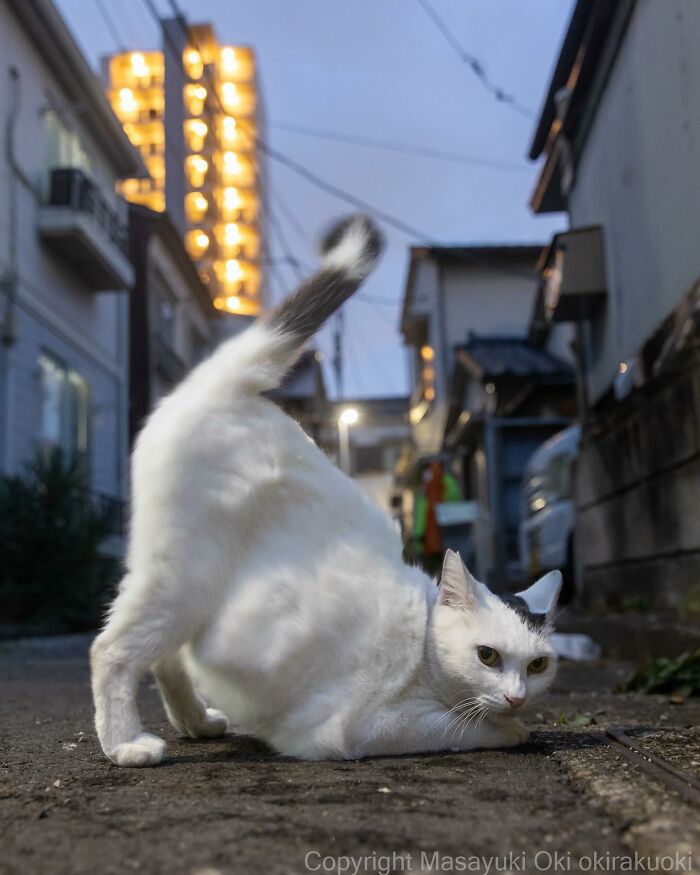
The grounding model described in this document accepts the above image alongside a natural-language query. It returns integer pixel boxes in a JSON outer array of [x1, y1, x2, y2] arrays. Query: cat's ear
[[438, 549, 479, 610], [516, 570, 562, 619]]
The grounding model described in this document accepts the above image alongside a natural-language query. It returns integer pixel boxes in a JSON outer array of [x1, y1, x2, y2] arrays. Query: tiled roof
[[457, 336, 574, 381]]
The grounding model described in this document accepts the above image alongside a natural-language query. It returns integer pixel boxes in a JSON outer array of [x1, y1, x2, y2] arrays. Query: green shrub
[[0, 449, 120, 632]]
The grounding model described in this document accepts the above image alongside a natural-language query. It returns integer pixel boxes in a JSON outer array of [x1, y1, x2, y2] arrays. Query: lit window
[[186, 155, 208, 187], [131, 53, 149, 78], [221, 116, 237, 143], [185, 191, 208, 223], [184, 118, 208, 151], [186, 229, 210, 259], [184, 48, 203, 80], [221, 82, 240, 109], [184, 83, 207, 116], [225, 259, 242, 282], [222, 187, 241, 213], [220, 47, 239, 75], [118, 88, 138, 117]]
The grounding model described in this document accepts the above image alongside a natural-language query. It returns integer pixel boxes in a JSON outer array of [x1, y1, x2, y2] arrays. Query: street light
[[338, 407, 359, 474]]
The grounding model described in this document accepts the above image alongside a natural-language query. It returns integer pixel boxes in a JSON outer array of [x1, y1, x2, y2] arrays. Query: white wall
[[569, 0, 700, 402], [409, 257, 539, 455]]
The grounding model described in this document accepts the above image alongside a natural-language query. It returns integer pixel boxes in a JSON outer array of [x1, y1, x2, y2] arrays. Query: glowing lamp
[[339, 408, 359, 426]]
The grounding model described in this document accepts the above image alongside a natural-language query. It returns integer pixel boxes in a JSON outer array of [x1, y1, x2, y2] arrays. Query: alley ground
[[1, 636, 699, 875]]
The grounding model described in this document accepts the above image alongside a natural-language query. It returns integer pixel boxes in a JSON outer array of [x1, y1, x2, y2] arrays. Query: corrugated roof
[[457, 336, 574, 381]]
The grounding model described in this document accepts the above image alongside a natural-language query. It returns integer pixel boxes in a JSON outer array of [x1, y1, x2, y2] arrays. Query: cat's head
[[425, 550, 561, 717]]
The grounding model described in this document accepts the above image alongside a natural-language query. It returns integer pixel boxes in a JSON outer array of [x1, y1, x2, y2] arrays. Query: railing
[[47, 167, 129, 257]]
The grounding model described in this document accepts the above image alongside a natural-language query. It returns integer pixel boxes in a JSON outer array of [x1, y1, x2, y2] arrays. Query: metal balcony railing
[[47, 168, 129, 257]]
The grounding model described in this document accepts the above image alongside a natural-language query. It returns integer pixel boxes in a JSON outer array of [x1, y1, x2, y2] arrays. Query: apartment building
[[0, 0, 144, 517]]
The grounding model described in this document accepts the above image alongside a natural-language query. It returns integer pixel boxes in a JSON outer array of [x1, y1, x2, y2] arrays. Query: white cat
[[91, 215, 562, 768]]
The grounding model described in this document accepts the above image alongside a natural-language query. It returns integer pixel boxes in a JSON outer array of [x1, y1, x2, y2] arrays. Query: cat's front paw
[[499, 719, 530, 748], [109, 732, 166, 767], [193, 708, 229, 739]]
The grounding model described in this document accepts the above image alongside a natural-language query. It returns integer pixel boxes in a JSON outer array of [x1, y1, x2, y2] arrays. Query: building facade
[[322, 396, 411, 517], [530, 0, 700, 614], [105, 18, 267, 319], [268, 349, 328, 445], [0, 0, 143, 513], [400, 246, 557, 454], [127, 204, 218, 443], [399, 245, 576, 586]]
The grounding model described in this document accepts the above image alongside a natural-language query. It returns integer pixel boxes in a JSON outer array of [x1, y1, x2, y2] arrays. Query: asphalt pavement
[[1, 635, 698, 875]]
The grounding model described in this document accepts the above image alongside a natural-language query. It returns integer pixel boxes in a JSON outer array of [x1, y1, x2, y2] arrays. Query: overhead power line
[[94, 0, 127, 50], [152, 0, 538, 283], [270, 120, 528, 173], [414, 0, 535, 120]]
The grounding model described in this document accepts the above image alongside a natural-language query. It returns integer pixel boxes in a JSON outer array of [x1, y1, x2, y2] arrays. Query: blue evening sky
[[57, 0, 574, 398]]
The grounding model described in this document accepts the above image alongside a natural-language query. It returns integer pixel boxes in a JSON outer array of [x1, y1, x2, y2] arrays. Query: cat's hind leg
[[90, 572, 195, 767], [153, 649, 228, 739]]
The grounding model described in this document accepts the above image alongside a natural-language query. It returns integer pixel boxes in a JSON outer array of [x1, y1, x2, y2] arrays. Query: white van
[[519, 425, 580, 603]]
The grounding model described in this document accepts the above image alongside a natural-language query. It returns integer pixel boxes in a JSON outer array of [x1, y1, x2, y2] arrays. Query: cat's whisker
[[453, 704, 486, 745], [447, 703, 484, 743]]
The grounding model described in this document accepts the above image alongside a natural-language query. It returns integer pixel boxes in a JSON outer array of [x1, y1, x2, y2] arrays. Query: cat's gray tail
[[266, 214, 383, 347], [192, 215, 384, 397]]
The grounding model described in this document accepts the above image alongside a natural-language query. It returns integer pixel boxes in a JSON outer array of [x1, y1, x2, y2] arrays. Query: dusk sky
[[57, 0, 575, 398]]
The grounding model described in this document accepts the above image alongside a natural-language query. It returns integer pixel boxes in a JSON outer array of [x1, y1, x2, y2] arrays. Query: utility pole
[[332, 309, 344, 398]]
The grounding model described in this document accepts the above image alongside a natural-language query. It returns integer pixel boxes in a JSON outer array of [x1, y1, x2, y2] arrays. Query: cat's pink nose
[[504, 694, 525, 709]]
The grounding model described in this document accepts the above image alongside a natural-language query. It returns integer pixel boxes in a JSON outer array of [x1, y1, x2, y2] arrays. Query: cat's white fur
[[91, 215, 562, 768]]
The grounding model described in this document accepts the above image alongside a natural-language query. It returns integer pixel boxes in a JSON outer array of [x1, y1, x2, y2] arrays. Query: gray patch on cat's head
[[498, 593, 547, 632]]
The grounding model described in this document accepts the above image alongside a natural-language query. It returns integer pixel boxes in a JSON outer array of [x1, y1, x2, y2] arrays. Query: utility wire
[[270, 120, 528, 172], [94, 0, 127, 50], [271, 185, 313, 245], [414, 0, 535, 120], [156, 0, 538, 282]]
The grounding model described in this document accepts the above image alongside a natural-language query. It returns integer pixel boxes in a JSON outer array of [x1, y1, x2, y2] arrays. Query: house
[[530, 0, 700, 613], [0, 0, 145, 526], [322, 396, 410, 517], [127, 204, 219, 442], [267, 349, 328, 444], [400, 245, 576, 585]]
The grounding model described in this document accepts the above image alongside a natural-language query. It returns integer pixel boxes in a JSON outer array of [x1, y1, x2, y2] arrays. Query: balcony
[[38, 168, 134, 291]]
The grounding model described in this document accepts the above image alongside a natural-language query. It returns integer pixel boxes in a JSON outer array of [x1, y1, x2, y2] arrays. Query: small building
[[0, 0, 145, 523], [400, 245, 576, 585], [443, 335, 575, 585], [127, 204, 219, 442], [267, 349, 328, 444], [530, 0, 700, 613], [322, 397, 410, 517], [400, 245, 559, 454]]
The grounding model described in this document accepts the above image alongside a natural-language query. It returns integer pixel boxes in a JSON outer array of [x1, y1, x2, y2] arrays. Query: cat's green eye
[[477, 646, 500, 667], [528, 656, 549, 675]]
